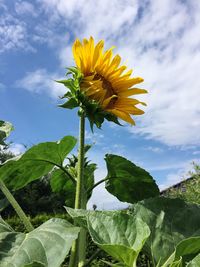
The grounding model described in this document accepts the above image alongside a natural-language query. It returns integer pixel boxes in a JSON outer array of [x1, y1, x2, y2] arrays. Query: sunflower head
[[58, 37, 147, 129]]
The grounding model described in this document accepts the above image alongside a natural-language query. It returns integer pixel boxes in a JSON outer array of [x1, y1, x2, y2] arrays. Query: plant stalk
[[0, 180, 34, 232], [69, 109, 86, 267]]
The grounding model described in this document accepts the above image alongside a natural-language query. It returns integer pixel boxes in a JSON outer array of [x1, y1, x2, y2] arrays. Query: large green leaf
[[0, 136, 77, 190], [0, 121, 13, 145], [105, 154, 159, 203], [87, 211, 150, 267], [66, 209, 150, 267], [21, 135, 77, 166], [131, 197, 200, 266], [0, 217, 79, 267]]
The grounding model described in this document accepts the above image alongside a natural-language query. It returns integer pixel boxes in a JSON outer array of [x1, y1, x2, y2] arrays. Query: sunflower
[[72, 37, 147, 125]]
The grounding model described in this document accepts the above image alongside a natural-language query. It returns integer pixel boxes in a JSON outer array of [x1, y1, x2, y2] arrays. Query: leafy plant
[[66, 197, 200, 267]]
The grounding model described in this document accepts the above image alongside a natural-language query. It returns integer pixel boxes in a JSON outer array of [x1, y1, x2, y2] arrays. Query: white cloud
[[159, 158, 200, 190], [0, 7, 35, 53], [15, 1, 37, 17], [37, 0, 200, 147], [15, 69, 66, 98], [7, 143, 26, 155]]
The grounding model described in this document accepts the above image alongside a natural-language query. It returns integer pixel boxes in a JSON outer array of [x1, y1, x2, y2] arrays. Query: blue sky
[[1, 0, 200, 209]]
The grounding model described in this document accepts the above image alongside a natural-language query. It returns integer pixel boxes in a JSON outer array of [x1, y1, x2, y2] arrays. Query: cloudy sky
[[1, 0, 200, 209]]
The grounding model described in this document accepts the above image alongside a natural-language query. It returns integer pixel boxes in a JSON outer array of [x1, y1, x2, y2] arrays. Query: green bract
[[57, 67, 121, 130]]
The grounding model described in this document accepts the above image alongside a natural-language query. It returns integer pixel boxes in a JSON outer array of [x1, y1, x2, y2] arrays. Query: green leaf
[[0, 136, 77, 190], [131, 197, 200, 266], [56, 79, 76, 93], [21, 136, 77, 166], [104, 154, 159, 203], [187, 254, 200, 267], [0, 120, 13, 145], [173, 237, 200, 265], [0, 217, 79, 267], [87, 211, 150, 267]]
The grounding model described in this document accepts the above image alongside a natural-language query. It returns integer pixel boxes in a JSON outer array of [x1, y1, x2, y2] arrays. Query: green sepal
[[104, 113, 122, 126], [58, 98, 79, 109]]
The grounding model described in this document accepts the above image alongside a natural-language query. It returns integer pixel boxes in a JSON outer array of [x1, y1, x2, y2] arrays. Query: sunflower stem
[[69, 109, 86, 267], [0, 180, 34, 232]]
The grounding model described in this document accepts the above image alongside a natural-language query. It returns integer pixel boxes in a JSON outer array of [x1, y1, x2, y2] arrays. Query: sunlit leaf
[[87, 211, 150, 267]]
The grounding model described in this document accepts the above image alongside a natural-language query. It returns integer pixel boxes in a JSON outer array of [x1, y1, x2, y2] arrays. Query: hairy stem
[[69, 109, 86, 267], [0, 180, 34, 232]]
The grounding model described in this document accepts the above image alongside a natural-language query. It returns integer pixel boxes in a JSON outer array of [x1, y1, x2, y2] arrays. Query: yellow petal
[[106, 109, 135, 125], [117, 88, 148, 97]]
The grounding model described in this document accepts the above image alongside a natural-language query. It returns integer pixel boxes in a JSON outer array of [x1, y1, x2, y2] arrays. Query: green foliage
[[66, 197, 200, 267], [0, 120, 13, 145], [1, 119, 199, 267], [131, 197, 200, 266], [87, 211, 150, 267], [2, 177, 68, 217], [0, 217, 79, 267], [0, 136, 77, 190], [5, 213, 72, 232], [104, 154, 160, 203], [173, 237, 200, 265], [187, 254, 200, 267]]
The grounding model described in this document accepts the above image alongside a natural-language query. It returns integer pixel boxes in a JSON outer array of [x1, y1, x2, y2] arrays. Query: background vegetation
[[0, 145, 199, 266]]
